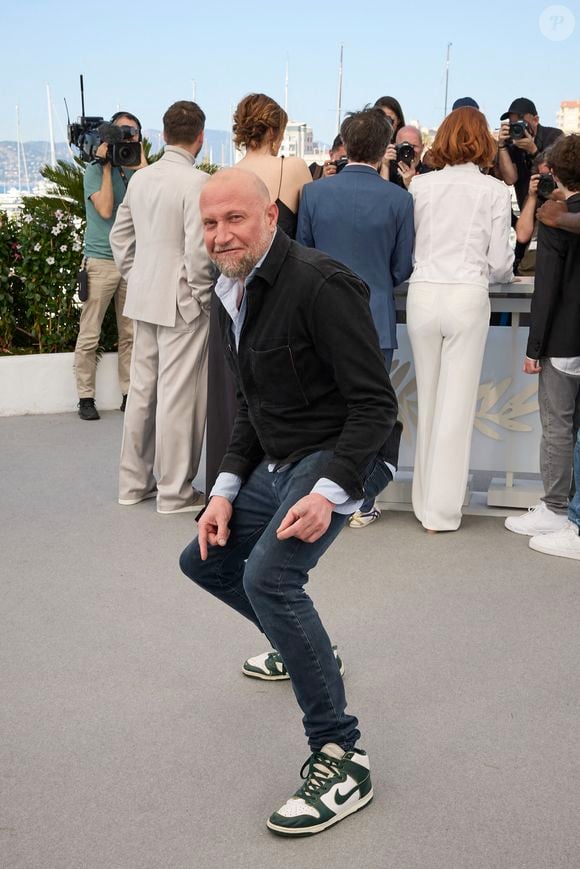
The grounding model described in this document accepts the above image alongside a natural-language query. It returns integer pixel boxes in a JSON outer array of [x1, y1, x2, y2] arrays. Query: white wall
[[0, 352, 122, 416]]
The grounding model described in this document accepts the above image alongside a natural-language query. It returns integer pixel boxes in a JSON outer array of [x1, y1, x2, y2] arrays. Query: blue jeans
[[179, 449, 391, 751], [570, 429, 580, 530]]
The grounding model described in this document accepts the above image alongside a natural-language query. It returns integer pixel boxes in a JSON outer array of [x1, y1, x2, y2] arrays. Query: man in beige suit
[[110, 101, 213, 514]]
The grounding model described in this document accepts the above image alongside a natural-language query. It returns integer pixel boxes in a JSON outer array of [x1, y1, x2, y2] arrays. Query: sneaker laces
[[297, 752, 344, 803]]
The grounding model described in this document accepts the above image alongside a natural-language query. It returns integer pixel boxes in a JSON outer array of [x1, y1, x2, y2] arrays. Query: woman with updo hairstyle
[[232, 92, 311, 239], [205, 93, 311, 497], [406, 106, 514, 532]]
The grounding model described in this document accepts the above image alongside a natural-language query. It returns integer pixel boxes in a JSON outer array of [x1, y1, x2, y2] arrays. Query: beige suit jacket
[[110, 146, 213, 327]]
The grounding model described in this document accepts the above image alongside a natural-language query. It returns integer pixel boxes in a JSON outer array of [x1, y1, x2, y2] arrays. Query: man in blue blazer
[[297, 107, 414, 527]]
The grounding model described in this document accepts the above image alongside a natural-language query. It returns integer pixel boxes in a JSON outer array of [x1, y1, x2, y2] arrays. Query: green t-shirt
[[83, 163, 135, 259]]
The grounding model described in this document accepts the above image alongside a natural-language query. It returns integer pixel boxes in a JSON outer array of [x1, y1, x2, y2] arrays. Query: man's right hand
[[528, 173, 540, 198], [95, 142, 109, 161], [498, 122, 511, 148], [536, 199, 567, 228], [197, 496, 233, 560]]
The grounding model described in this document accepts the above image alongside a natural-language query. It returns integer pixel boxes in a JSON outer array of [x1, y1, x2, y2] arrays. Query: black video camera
[[509, 119, 530, 141], [395, 142, 416, 167], [537, 172, 557, 199], [68, 117, 141, 167]]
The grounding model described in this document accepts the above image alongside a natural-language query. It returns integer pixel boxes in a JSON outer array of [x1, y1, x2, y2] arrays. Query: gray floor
[[1, 412, 579, 869]]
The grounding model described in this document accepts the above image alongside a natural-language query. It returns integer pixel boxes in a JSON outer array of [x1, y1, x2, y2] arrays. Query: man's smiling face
[[200, 169, 278, 279]]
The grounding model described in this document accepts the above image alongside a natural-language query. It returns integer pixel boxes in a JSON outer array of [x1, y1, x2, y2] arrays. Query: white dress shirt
[[409, 163, 514, 288]]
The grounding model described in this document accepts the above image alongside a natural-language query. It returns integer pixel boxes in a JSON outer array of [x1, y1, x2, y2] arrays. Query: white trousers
[[119, 310, 209, 512], [406, 281, 490, 531]]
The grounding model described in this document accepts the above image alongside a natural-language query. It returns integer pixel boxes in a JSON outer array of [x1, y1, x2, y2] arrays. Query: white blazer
[[110, 146, 213, 327]]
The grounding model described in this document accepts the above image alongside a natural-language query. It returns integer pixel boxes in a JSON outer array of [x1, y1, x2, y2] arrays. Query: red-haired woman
[[407, 107, 514, 531]]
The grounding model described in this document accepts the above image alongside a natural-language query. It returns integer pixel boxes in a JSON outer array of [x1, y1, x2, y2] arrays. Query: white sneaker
[[157, 490, 204, 514], [348, 504, 381, 529], [529, 522, 580, 560], [504, 502, 568, 536], [118, 490, 157, 506], [266, 743, 373, 836]]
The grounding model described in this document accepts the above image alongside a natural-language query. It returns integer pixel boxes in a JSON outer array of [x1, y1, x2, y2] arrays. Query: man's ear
[[266, 201, 279, 229], [196, 131, 205, 150]]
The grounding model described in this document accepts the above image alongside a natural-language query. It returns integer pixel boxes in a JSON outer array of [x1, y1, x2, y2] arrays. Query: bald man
[[179, 168, 401, 836], [385, 124, 430, 189]]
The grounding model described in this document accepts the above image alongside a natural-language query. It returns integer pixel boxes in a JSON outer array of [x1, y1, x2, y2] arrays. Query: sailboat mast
[[443, 42, 452, 117], [46, 83, 57, 168], [335, 44, 344, 135], [16, 105, 30, 192]]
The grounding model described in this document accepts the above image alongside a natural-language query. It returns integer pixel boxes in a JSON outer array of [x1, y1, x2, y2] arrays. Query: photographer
[[74, 111, 148, 421], [497, 97, 562, 210], [515, 151, 565, 275], [309, 134, 347, 180], [382, 125, 428, 189]]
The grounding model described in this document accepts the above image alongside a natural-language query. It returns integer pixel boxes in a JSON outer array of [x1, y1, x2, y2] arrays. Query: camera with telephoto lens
[[537, 172, 557, 200], [68, 118, 141, 167], [395, 142, 416, 167], [330, 156, 348, 173], [509, 119, 529, 141]]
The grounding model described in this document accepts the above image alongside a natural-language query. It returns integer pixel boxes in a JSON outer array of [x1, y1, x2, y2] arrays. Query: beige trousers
[[119, 310, 209, 512], [74, 257, 133, 398], [406, 281, 490, 531]]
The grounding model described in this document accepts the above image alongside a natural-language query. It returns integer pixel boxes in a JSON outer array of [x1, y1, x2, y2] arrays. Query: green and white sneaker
[[267, 743, 373, 836], [242, 645, 344, 681]]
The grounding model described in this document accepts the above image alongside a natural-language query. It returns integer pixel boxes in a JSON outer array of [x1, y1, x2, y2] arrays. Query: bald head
[[200, 167, 278, 279], [396, 125, 423, 155], [201, 167, 271, 209]]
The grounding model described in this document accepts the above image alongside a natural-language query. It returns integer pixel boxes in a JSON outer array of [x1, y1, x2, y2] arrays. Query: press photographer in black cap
[[497, 97, 563, 210]]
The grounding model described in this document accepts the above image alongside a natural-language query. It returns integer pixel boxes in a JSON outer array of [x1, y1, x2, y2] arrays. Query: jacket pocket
[[249, 345, 308, 408]]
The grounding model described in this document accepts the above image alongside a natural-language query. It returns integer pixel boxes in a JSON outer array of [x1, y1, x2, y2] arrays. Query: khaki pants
[[119, 311, 209, 512], [74, 257, 133, 398]]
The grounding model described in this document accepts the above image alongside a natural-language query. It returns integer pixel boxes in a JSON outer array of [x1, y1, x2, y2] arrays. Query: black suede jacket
[[218, 230, 402, 499]]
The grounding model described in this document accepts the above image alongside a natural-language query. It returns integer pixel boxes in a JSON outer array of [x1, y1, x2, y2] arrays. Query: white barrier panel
[[393, 325, 541, 474], [0, 352, 122, 416]]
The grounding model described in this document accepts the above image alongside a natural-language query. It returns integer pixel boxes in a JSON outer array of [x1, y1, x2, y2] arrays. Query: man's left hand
[[513, 128, 537, 155], [398, 161, 417, 188], [276, 493, 335, 543], [523, 355, 541, 374]]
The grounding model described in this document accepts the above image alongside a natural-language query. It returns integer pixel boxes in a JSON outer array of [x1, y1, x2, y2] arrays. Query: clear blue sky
[[2, 0, 578, 144]]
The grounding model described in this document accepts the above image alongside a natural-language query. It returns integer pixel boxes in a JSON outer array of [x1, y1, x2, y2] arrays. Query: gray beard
[[211, 250, 261, 279]]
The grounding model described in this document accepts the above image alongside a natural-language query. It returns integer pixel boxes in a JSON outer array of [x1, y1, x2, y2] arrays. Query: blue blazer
[[297, 164, 414, 349]]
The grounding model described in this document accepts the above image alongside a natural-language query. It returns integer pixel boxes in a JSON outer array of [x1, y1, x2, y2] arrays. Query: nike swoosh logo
[[334, 784, 360, 806]]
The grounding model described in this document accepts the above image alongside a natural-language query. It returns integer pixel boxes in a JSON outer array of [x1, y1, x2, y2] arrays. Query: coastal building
[[557, 100, 580, 133]]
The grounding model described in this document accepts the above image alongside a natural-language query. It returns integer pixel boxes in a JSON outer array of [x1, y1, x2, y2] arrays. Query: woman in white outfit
[[407, 107, 514, 531]]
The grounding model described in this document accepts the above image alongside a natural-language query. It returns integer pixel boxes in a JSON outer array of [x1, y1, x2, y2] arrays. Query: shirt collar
[[441, 162, 480, 172], [163, 145, 197, 166], [214, 229, 277, 316]]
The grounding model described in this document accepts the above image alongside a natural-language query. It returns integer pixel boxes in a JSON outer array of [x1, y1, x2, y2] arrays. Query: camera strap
[[117, 167, 130, 189]]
